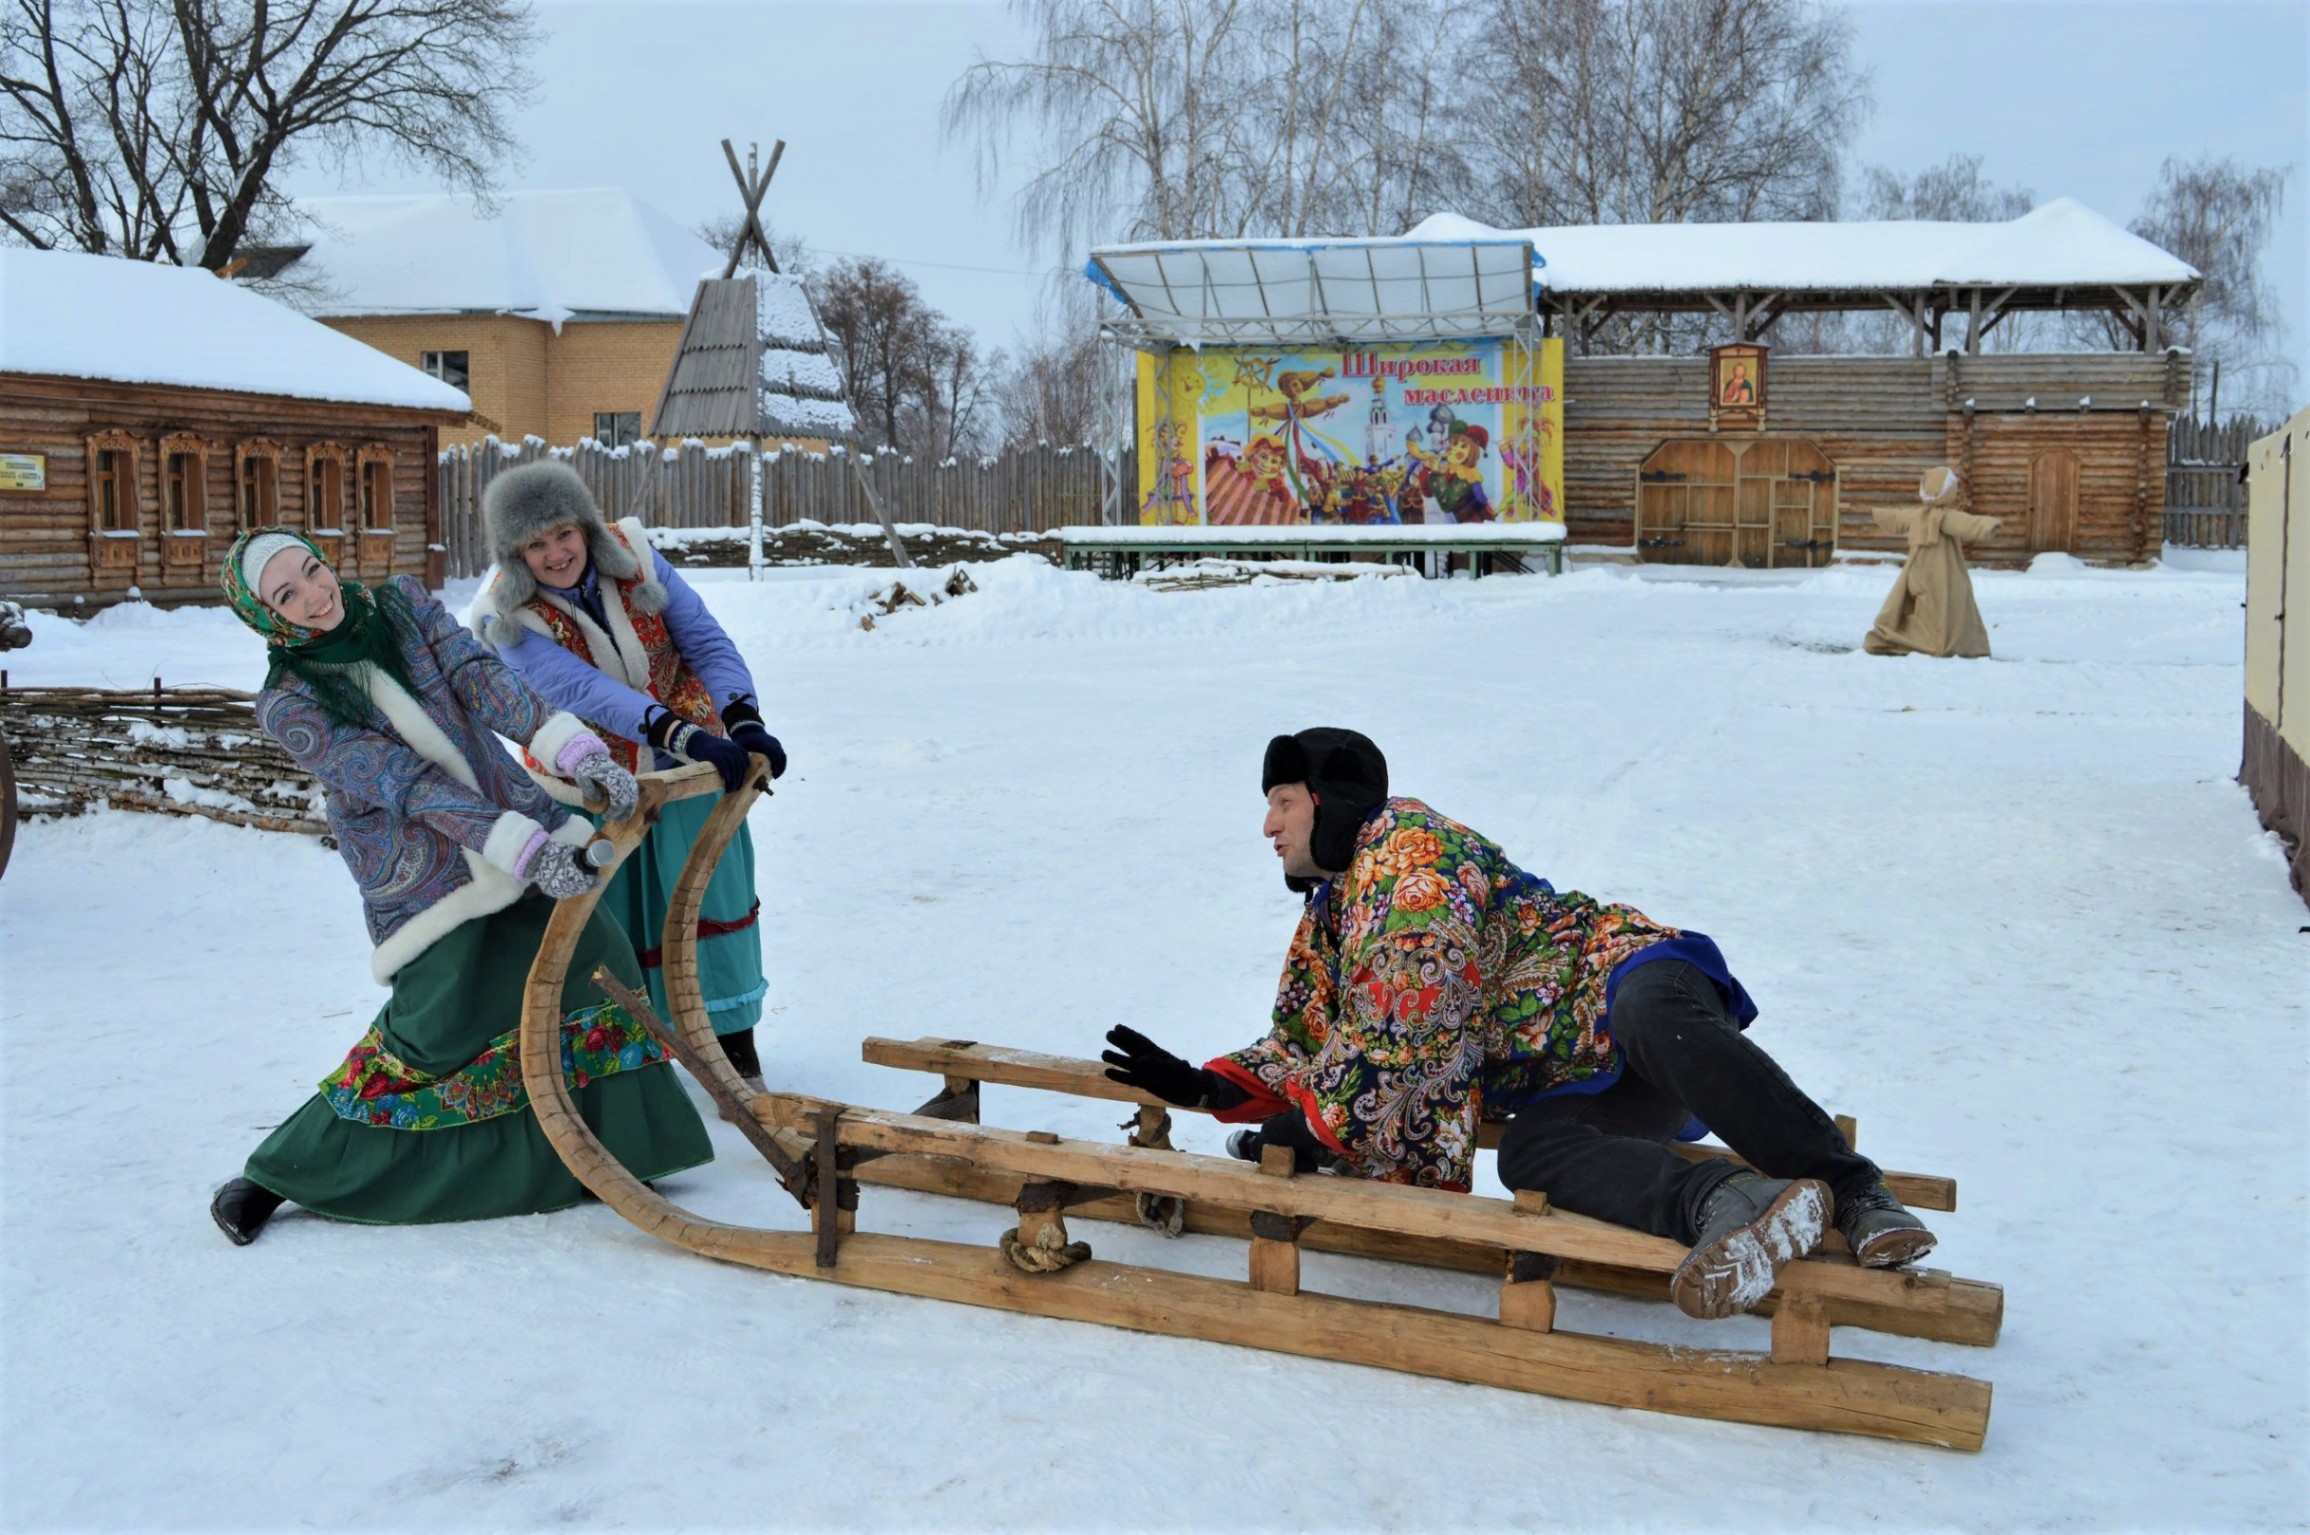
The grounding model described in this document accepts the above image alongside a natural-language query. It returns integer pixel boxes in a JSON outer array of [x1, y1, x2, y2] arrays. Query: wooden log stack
[[0, 681, 327, 838]]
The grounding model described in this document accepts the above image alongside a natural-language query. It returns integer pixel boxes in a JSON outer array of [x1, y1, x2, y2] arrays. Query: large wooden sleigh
[[522, 767, 1999, 1450]]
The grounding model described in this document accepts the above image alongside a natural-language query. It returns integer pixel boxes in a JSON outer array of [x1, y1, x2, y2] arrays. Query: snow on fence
[[0, 681, 328, 837], [2164, 415, 2260, 549], [437, 437, 1129, 578]]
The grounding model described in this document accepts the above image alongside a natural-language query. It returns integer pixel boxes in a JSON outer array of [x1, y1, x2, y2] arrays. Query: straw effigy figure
[[1864, 467, 2002, 658]]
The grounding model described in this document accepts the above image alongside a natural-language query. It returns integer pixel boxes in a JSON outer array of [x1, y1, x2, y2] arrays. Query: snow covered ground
[[2, 553, 2302, 1531]]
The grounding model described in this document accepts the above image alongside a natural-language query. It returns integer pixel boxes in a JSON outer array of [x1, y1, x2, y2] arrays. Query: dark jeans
[[1495, 959, 1881, 1244]]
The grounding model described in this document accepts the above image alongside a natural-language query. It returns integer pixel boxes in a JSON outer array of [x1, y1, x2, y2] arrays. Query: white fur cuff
[[480, 811, 548, 877], [529, 711, 590, 771]]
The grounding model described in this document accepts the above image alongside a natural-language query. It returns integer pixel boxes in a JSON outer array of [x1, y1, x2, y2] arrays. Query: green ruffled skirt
[[244, 893, 713, 1225], [599, 792, 766, 1038]]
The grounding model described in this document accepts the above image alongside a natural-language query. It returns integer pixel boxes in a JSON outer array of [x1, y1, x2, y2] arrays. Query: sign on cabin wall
[[1135, 338, 1565, 527], [1710, 344, 1768, 431], [0, 453, 46, 491]]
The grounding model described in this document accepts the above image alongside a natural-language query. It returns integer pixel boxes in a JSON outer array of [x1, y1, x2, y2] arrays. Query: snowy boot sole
[[1850, 1220, 1938, 1269], [1670, 1178, 1830, 1320]]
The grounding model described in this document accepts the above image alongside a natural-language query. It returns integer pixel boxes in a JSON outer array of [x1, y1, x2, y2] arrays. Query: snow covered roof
[[1085, 237, 1539, 346], [0, 247, 470, 412], [650, 267, 855, 440], [279, 189, 722, 322], [1405, 198, 2198, 296]]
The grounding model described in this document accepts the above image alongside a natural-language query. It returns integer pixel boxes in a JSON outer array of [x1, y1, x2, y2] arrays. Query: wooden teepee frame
[[521, 767, 1997, 1450]]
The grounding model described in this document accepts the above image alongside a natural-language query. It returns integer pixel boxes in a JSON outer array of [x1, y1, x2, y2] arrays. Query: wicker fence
[[2164, 415, 2259, 549], [438, 437, 1129, 579]]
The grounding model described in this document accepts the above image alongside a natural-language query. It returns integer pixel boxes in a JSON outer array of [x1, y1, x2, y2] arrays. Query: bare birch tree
[[0, 0, 534, 269], [2124, 155, 2291, 415]]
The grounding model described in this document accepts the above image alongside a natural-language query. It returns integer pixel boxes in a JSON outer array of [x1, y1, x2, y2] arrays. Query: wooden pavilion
[[1091, 200, 2201, 567]]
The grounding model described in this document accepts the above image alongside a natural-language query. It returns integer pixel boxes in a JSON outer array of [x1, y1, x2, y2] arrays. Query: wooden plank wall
[[1562, 352, 2188, 560], [0, 374, 444, 608], [435, 437, 1129, 578]]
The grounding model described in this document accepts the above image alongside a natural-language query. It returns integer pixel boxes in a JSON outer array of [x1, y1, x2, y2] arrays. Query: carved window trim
[[159, 432, 213, 537], [355, 444, 396, 532], [85, 429, 141, 537], [237, 439, 283, 531], [305, 443, 348, 550]]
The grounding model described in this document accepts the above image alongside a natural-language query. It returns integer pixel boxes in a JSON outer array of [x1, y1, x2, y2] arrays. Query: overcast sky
[[284, 0, 2310, 400]]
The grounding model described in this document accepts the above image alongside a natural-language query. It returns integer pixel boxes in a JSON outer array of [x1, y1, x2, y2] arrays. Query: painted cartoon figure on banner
[[1406, 421, 1495, 523], [1139, 419, 1198, 525]]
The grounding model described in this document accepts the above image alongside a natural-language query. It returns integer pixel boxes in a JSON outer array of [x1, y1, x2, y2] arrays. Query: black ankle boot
[[211, 1178, 284, 1246], [719, 1027, 763, 1085]]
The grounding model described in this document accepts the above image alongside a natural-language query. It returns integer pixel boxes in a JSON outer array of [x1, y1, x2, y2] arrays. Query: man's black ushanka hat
[[1262, 727, 1388, 888]]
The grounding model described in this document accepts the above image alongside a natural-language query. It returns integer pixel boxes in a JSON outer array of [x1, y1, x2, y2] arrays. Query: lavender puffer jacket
[[255, 576, 594, 983]]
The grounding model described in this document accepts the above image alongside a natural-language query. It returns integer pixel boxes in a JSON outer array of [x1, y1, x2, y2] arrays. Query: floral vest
[[519, 527, 721, 775]]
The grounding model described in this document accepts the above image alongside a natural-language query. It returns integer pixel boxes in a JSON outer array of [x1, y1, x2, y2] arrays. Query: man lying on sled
[[1101, 727, 1936, 1320]]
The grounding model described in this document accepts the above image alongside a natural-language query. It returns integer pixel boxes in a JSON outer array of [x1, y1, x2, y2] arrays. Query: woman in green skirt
[[468, 462, 780, 1096], [209, 529, 712, 1243]]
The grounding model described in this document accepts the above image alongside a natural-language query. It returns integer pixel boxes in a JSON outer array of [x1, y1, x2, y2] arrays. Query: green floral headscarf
[[221, 527, 420, 728]]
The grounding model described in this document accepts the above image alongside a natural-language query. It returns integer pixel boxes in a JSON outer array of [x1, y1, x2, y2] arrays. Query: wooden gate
[[2029, 450, 2079, 553], [1636, 439, 1837, 568]]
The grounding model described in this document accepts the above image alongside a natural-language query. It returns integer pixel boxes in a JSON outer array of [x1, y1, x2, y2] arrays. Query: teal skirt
[[599, 792, 766, 1038], [245, 893, 713, 1224]]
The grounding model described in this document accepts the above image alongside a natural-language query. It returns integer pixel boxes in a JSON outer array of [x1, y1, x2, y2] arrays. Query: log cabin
[[0, 249, 470, 610]]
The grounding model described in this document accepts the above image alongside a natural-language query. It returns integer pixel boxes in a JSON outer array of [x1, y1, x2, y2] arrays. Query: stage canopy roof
[[1084, 237, 1540, 348]]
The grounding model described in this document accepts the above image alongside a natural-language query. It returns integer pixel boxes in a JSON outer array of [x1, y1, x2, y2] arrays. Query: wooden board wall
[[0, 373, 455, 608], [1563, 352, 2186, 562]]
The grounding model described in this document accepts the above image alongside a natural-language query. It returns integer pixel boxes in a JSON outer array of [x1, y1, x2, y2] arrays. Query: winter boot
[[210, 1178, 284, 1246], [1669, 1172, 1830, 1320], [1226, 1129, 1262, 1162], [1836, 1183, 1937, 1269], [716, 1027, 767, 1122]]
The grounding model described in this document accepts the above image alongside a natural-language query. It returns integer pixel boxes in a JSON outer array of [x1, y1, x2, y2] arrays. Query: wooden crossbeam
[[859, 1035, 1958, 1212]]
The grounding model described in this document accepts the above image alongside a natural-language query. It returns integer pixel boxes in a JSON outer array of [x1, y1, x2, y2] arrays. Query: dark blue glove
[[721, 698, 787, 779], [647, 708, 751, 794]]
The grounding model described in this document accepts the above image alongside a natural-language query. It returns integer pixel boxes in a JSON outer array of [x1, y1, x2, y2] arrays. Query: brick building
[[254, 190, 720, 448]]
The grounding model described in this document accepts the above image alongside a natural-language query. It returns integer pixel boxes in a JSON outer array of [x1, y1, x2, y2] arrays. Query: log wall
[[0, 372, 454, 608], [1562, 351, 2188, 562]]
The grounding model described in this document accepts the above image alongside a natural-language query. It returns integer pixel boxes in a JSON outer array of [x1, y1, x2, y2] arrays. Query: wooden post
[[849, 449, 913, 568], [1249, 1210, 1308, 1296], [1771, 1292, 1832, 1366], [1834, 1115, 1858, 1152], [1500, 1249, 1560, 1332]]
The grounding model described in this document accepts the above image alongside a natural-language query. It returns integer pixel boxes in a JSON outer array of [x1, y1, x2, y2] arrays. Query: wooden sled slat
[[860, 1034, 1960, 1213], [839, 1147, 2005, 1348]]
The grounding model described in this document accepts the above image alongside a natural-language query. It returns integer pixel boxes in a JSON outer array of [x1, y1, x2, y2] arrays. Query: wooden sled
[[521, 766, 1997, 1451]]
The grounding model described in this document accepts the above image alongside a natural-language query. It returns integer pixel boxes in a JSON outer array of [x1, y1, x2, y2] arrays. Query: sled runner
[[520, 766, 1997, 1450]]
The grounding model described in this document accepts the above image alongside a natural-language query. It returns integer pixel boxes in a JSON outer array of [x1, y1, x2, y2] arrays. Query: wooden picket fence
[[2163, 415, 2261, 549], [437, 437, 1129, 578]]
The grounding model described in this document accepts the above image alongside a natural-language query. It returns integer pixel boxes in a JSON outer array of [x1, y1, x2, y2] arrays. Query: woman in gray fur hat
[[468, 459, 782, 1094]]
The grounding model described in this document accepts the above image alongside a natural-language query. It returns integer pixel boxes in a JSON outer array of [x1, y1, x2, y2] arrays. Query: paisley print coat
[[255, 577, 593, 983], [1208, 798, 1679, 1190]]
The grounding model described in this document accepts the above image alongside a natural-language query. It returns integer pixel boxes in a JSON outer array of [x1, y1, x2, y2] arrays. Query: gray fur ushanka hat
[[478, 459, 661, 645]]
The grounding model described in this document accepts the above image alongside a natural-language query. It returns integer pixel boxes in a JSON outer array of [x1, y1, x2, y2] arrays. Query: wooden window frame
[[158, 432, 213, 574], [305, 443, 348, 558], [85, 429, 141, 536], [237, 439, 283, 531]]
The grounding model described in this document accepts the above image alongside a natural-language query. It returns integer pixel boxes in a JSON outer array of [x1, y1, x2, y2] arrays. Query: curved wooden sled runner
[[523, 767, 1996, 1451]]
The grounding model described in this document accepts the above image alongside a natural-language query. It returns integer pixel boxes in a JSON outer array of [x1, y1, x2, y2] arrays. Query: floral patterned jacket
[[255, 577, 594, 984], [1207, 798, 1679, 1190]]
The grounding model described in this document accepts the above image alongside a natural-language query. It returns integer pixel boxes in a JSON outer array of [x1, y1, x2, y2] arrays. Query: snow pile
[[751, 266, 854, 438], [0, 248, 469, 411], [1406, 197, 2198, 294], [2, 555, 2301, 1530], [282, 189, 721, 322]]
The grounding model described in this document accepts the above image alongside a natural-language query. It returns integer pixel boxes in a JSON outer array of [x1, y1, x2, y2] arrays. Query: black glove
[[647, 708, 751, 794], [1102, 1025, 1223, 1108], [720, 697, 787, 780]]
